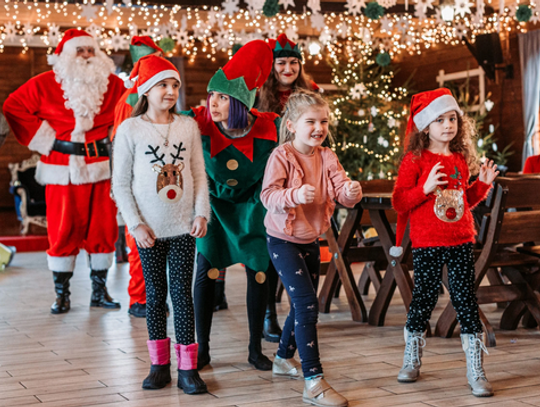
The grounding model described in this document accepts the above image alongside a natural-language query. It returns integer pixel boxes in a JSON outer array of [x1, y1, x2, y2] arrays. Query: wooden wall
[[0, 37, 524, 210]]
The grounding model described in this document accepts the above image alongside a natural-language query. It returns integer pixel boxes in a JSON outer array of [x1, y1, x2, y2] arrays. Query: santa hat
[[129, 36, 163, 63], [126, 55, 181, 96], [390, 88, 463, 258], [268, 33, 303, 61], [47, 29, 98, 65], [207, 39, 272, 110]]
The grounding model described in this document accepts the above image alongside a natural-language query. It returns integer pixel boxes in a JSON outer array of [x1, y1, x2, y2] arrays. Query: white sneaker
[[272, 355, 303, 379]]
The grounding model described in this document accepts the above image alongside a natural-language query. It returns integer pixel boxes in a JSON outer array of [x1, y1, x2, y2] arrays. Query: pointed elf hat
[[126, 55, 181, 97], [207, 39, 273, 110], [390, 88, 463, 258], [129, 36, 163, 63], [47, 29, 98, 65], [268, 33, 302, 61]]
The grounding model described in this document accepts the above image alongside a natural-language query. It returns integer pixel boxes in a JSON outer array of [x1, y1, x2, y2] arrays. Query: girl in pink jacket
[[261, 91, 362, 407]]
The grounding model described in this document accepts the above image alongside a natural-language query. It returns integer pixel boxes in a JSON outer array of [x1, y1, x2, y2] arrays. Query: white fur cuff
[[28, 121, 56, 156], [47, 255, 77, 272], [88, 252, 114, 270], [389, 246, 403, 258]]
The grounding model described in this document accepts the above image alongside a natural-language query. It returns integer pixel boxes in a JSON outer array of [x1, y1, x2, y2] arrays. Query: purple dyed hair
[[206, 92, 249, 130]]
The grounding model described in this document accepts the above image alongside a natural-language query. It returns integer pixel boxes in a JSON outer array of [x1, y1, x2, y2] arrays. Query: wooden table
[[318, 192, 413, 325]]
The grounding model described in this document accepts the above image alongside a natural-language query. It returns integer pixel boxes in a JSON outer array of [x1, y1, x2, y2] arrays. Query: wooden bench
[[435, 176, 540, 346]]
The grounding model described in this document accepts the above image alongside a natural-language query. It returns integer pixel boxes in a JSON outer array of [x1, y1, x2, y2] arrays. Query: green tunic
[[185, 106, 279, 272]]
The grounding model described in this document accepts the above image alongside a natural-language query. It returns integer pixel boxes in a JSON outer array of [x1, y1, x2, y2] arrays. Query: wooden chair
[[435, 176, 540, 347]]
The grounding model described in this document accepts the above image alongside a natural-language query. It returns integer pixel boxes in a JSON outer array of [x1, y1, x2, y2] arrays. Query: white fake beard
[[52, 52, 115, 140]]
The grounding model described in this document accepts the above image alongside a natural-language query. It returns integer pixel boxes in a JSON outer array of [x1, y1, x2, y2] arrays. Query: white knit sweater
[[112, 114, 210, 239]]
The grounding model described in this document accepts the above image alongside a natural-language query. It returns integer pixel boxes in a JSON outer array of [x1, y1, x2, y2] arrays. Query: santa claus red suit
[[3, 29, 125, 314]]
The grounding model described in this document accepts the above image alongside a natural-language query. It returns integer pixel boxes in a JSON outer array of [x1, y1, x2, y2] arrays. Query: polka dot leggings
[[406, 242, 482, 334], [137, 234, 196, 345]]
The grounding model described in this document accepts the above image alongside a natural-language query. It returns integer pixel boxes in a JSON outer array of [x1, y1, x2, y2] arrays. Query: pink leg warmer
[[174, 343, 198, 371], [147, 338, 170, 365]]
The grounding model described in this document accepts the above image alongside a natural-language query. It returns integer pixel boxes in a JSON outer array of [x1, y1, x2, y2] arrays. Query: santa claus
[[3, 29, 125, 314]]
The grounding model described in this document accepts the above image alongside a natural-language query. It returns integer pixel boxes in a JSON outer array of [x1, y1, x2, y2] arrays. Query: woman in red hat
[[112, 55, 209, 394], [391, 88, 498, 397]]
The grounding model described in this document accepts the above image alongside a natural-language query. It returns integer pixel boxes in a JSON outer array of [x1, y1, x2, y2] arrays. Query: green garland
[[158, 37, 176, 53], [364, 2, 385, 20], [263, 0, 280, 17], [376, 52, 391, 67], [516, 4, 532, 22]]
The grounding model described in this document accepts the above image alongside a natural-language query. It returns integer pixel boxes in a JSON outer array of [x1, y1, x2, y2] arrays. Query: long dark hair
[[206, 93, 249, 129], [257, 61, 313, 114]]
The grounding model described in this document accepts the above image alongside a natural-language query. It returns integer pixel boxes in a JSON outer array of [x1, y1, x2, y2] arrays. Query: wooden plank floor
[[0, 252, 539, 407]]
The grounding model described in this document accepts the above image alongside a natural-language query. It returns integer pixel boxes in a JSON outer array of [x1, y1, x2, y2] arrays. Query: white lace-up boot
[[461, 333, 494, 397], [397, 327, 426, 383]]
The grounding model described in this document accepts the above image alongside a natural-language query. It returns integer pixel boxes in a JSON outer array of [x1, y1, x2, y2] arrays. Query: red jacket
[[523, 155, 540, 174], [392, 150, 491, 248]]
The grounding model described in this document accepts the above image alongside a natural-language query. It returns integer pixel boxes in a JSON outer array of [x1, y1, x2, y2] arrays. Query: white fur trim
[[389, 246, 403, 258], [137, 70, 181, 96], [88, 252, 114, 270], [413, 94, 463, 131], [28, 121, 56, 156], [125, 76, 137, 89], [71, 116, 94, 143], [47, 255, 76, 272], [35, 159, 110, 185], [60, 36, 99, 58], [47, 54, 59, 66]]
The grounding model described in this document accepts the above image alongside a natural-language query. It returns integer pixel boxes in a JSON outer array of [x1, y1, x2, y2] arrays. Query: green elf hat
[[129, 36, 163, 63], [268, 33, 302, 61], [207, 39, 273, 110]]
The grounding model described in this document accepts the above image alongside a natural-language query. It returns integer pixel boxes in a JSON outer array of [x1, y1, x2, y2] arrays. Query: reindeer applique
[[434, 187, 464, 223], [145, 143, 186, 204]]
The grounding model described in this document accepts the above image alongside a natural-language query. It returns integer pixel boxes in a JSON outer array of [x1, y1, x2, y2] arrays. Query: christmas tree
[[328, 50, 410, 180]]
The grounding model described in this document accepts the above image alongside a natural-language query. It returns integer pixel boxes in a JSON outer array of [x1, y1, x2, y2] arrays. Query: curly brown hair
[[406, 114, 480, 175], [257, 61, 314, 115]]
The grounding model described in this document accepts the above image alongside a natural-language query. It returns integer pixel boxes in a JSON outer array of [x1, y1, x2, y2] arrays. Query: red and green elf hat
[[268, 33, 302, 61], [207, 39, 273, 110], [129, 36, 163, 63]]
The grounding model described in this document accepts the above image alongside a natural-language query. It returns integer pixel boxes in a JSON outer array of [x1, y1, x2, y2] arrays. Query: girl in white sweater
[[112, 55, 210, 394]]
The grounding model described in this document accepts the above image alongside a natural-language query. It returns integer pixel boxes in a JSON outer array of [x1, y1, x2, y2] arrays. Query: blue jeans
[[267, 235, 322, 378]]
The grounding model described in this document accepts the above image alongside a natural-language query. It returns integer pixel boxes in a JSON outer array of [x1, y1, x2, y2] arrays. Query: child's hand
[[132, 224, 156, 248], [190, 216, 207, 238], [345, 181, 361, 199], [479, 159, 499, 184], [423, 162, 448, 195], [297, 184, 316, 204]]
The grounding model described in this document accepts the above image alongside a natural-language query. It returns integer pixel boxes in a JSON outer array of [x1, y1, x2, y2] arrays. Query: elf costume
[[183, 40, 279, 371], [3, 29, 124, 314], [112, 36, 163, 318], [391, 88, 493, 397]]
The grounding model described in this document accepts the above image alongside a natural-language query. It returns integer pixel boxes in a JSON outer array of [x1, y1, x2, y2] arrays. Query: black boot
[[142, 364, 171, 389], [177, 369, 208, 394], [213, 281, 228, 312], [197, 342, 211, 371], [90, 269, 121, 309], [51, 271, 73, 314], [248, 340, 273, 371], [263, 305, 282, 343]]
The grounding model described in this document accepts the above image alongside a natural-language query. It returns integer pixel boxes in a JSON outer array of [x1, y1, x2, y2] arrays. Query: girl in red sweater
[[391, 89, 498, 397]]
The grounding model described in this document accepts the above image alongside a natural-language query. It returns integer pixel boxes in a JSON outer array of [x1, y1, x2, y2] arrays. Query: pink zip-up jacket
[[261, 142, 362, 244]]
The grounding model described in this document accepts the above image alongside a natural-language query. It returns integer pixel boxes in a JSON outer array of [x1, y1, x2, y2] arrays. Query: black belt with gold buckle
[[52, 137, 111, 158]]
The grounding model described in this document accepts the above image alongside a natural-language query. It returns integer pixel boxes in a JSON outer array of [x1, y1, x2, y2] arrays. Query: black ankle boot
[[51, 271, 73, 314], [248, 341, 273, 371], [213, 281, 228, 312], [177, 369, 207, 394], [197, 343, 211, 371], [90, 269, 121, 309], [142, 364, 171, 389], [263, 306, 282, 343]]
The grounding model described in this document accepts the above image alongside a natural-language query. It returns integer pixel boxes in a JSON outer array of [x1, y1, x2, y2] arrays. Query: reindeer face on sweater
[[146, 143, 186, 203], [434, 187, 464, 223]]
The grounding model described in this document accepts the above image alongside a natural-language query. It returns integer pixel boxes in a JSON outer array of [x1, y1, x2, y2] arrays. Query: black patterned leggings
[[406, 242, 482, 334], [137, 234, 196, 345]]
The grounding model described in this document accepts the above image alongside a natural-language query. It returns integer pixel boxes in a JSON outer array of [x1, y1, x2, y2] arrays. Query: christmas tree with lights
[[329, 51, 410, 180]]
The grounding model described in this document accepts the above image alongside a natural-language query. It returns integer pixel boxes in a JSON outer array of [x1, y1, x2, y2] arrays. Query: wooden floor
[[1, 252, 539, 407]]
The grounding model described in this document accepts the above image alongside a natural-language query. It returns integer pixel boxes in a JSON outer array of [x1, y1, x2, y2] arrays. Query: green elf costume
[[183, 40, 280, 371]]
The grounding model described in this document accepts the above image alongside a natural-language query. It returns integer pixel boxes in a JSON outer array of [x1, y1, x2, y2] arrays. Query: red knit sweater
[[392, 150, 491, 248]]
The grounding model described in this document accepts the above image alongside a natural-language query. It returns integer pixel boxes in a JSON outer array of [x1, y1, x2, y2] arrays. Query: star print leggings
[[267, 235, 323, 379], [406, 242, 482, 334], [137, 234, 196, 345]]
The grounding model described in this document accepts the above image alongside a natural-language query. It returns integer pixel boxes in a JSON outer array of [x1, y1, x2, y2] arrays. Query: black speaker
[[475, 33, 503, 66]]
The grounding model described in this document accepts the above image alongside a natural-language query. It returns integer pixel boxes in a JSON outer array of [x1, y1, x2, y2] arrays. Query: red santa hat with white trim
[[125, 54, 181, 97], [390, 88, 462, 258], [47, 29, 100, 65]]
